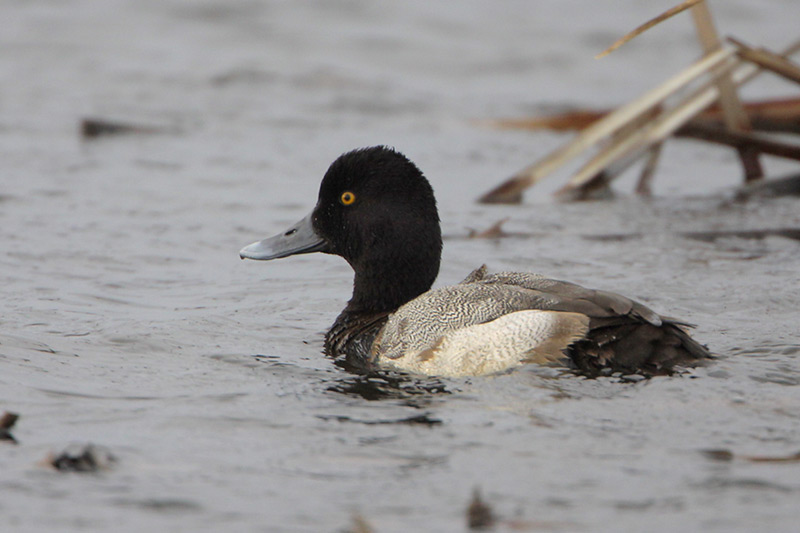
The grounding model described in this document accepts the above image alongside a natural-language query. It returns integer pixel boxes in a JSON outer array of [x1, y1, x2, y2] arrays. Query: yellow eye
[[340, 191, 356, 206]]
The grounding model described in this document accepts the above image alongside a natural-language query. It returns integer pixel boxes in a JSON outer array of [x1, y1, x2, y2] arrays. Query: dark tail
[[568, 318, 712, 376]]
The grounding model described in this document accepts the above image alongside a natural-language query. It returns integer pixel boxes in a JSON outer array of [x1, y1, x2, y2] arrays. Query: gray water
[[2, 1, 800, 531]]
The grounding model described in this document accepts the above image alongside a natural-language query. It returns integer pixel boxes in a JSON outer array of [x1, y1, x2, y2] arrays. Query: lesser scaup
[[240, 146, 710, 377]]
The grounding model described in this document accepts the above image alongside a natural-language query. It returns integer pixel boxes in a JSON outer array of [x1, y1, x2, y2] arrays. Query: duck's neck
[[325, 260, 438, 372], [346, 256, 439, 316]]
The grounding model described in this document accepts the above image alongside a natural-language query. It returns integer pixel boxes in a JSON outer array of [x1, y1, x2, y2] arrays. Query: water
[[2, 1, 800, 531]]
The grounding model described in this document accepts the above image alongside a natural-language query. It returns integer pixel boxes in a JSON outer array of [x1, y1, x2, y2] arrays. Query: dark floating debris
[[80, 118, 170, 139], [1, 411, 19, 444], [467, 488, 495, 530], [682, 228, 800, 242], [115, 498, 202, 512], [456, 222, 800, 244], [698, 476, 793, 493], [210, 68, 276, 87], [317, 413, 442, 427], [49, 443, 116, 472], [702, 448, 800, 463], [702, 448, 735, 462], [342, 512, 375, 533], [581, 232, 644, 243], [468, 218, 511, 239], [584, 228, 800, 244]]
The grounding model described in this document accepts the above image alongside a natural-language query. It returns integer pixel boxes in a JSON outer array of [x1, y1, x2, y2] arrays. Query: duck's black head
[[241, 146, 442, 315]]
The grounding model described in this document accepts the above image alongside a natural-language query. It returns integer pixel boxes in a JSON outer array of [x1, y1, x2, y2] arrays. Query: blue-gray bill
[[239, 213, 328, 261]]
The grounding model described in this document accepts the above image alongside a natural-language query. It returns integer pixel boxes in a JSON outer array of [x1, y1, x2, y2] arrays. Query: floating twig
[[702, 448, 800, 463], [744, 451, 800, 463]]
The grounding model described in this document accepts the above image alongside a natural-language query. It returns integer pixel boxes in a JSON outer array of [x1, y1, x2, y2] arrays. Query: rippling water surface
[[2, 1, 800, 531]]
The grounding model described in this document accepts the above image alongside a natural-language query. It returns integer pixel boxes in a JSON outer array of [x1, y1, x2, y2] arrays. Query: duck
[[240, 146, 710, 377]]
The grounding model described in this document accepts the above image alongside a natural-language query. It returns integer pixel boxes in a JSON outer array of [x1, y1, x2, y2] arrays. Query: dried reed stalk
[[486, 97, 800, 134], [729, 37, 800, 84], [691, 1, 762, 181], [478, 47, 736, 203], [480, 39, 800, 203], [596, 0, 704, 58], [677, 124, 800, 161]]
